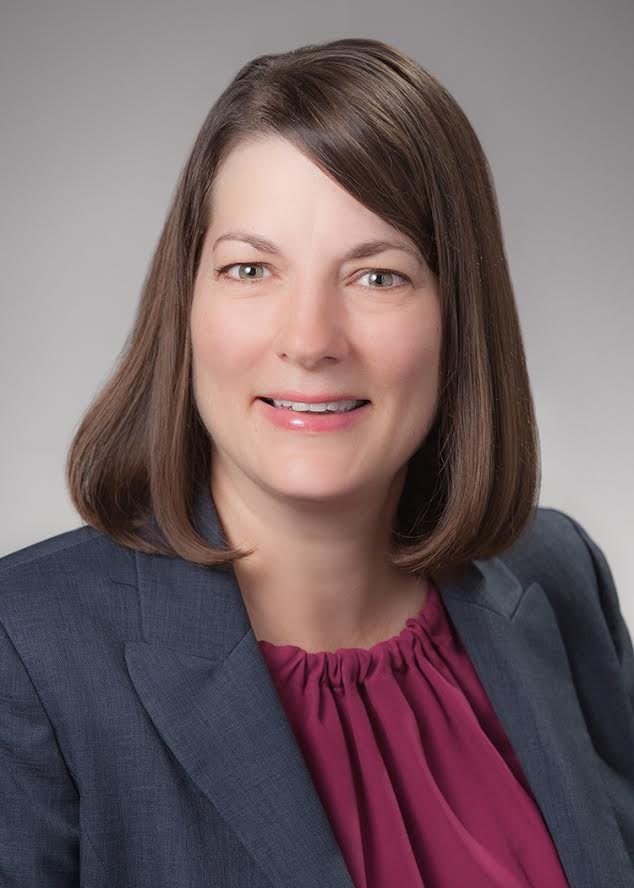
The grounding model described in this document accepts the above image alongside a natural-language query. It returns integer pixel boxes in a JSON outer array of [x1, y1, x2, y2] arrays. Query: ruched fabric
[[258, 580, 570, 888]]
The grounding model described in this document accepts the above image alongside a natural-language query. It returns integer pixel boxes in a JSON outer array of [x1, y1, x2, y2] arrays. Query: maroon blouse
[[258, 579, 570, 888]]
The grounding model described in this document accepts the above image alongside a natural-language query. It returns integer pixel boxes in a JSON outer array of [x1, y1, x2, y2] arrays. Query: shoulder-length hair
[[66, 37, 540, 581]]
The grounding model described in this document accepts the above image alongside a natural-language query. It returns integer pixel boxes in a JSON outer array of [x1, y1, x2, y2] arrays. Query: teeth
[[271, 399, 364, 413]]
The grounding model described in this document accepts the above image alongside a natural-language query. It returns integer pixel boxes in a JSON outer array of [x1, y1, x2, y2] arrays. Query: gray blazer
[[1, 486, 633, 887]]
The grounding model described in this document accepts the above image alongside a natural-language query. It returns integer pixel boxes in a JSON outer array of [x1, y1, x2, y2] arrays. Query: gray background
[[1, 0, 632, 631]]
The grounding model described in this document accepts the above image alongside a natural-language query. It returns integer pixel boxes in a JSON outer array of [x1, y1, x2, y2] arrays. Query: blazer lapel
[[124, 487, 631, 888], [440, 559, 633, 887], [125, 489, 356, 888]]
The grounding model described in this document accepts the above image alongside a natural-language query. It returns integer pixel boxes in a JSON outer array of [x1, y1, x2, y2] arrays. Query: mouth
[[257, 397, 371, 413]]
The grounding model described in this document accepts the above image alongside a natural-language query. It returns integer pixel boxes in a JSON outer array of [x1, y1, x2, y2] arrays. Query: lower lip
[[255, 398, 371, 432]]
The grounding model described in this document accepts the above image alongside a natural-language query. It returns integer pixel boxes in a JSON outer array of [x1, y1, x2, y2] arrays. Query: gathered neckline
[[258, 580, 447, 656], [258, 596, 425, 654]]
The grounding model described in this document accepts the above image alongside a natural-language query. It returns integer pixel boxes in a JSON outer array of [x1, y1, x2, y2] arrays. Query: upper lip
[[258, 392, 369, 403]]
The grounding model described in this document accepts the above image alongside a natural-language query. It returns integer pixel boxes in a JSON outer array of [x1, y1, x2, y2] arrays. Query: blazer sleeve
[[564, 514, 634, 721], [0, 616, 80, 887], [561, 512, 634, 864]]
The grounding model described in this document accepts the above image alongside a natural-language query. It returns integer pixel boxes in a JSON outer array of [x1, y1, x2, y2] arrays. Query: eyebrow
[[212, 230, 425, 267]]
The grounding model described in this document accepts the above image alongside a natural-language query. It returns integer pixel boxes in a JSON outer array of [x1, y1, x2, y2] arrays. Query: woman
[[1, 37, 632, 888]]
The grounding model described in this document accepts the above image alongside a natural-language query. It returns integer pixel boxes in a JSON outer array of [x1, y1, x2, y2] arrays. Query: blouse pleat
[[258, 580, 570, 888]]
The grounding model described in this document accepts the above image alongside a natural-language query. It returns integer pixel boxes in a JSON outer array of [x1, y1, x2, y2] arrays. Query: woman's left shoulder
[[503, 505, 613, 596], [502, 506, 633, 704]]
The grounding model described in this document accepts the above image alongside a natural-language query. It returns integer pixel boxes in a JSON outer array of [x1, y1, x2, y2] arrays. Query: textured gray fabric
[[0, 487, 632, 887]]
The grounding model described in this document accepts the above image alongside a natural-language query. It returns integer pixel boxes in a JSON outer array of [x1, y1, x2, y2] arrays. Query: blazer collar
[[124, 484, 632, 888]]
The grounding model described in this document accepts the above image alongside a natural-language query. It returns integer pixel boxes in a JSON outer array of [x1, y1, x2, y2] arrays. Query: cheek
[[369, 311, 442, 448], [190, 300, 251, 438], [190, 299, 252, 385], [369, 314, 441, 392], [394, 324, 442, 445]]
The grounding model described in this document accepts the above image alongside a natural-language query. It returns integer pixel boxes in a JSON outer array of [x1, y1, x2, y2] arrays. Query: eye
[[355, 268, 411, 289], [214, 262, 411, 290], [214, 262, 272, 283]]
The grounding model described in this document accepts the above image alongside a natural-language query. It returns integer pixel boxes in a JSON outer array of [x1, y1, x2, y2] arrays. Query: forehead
[[211, 135, 331, 197], [207, 136, 417, 249]]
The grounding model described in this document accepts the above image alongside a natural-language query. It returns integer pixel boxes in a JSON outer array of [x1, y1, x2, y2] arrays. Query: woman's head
[[67, 37, 540, 577], [191, 134, 442, 541]]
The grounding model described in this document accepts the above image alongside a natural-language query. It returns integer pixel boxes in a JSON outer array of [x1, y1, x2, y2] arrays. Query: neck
[[208, 462, 428, 653]]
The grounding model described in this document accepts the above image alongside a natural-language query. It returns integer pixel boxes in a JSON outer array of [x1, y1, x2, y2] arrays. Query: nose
[[272, 279, 349, 368]]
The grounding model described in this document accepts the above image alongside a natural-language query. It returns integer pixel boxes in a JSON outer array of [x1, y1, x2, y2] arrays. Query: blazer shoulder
[[0, 523, 138, 630], [0, 521, 136, 579], [499, 506, 633, 678], [500, 504, 602, 586], [1, 523, 102, 575]]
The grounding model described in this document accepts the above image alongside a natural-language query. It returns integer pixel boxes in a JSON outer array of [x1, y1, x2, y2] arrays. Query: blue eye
[[215, 262, 272, 283], [355, 269, 410, 289], [214, 262, 411, 289]]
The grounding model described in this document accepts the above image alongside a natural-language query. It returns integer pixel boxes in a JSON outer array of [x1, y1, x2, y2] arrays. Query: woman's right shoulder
[[0, 522, 138, 613], [0, 522, 133, 575], [0, 522, 142, 696], [1, 523, 101, 573]]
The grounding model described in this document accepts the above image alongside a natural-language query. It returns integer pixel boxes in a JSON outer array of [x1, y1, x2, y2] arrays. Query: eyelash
[[213, 262, 412, 290]]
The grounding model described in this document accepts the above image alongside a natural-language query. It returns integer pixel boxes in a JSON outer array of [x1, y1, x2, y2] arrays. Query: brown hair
[[66, 37, 541, 581]]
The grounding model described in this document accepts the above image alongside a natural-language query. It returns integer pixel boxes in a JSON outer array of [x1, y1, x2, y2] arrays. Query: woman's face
[[191, 135, 442, 505]]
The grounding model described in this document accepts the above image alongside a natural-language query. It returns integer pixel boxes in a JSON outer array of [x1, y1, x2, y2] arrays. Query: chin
[[262, 475, 363, 502]]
